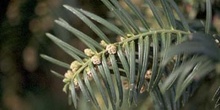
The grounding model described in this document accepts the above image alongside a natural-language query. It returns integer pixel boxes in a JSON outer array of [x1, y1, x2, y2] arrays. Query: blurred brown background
[[0, 0, 107, 110], [0, 0, 220, 110]]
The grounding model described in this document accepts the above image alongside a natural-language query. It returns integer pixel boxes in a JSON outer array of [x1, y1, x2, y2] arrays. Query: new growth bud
[[91, 55, 101, 65], [100, 40, 108, 48], [106, 44, 117, 54], [84, 48, 95, 57], [70, 61, 81, 72]]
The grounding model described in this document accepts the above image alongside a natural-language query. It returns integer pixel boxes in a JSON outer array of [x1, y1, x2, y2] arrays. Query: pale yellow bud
[[64, 70, 74, 79], [100, 40, 108, 47], [70, 61, 81, 72], [91, 55, 101, 65], [84, 48, 95, 57], [73, 79, 80, 89], [120, 36, 125, 41], [85, 67, 93, 80], [106, 44, 117, 54]]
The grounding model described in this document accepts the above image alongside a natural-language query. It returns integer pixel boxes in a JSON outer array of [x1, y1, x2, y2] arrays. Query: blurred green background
[[0, 0, 220, 110]]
